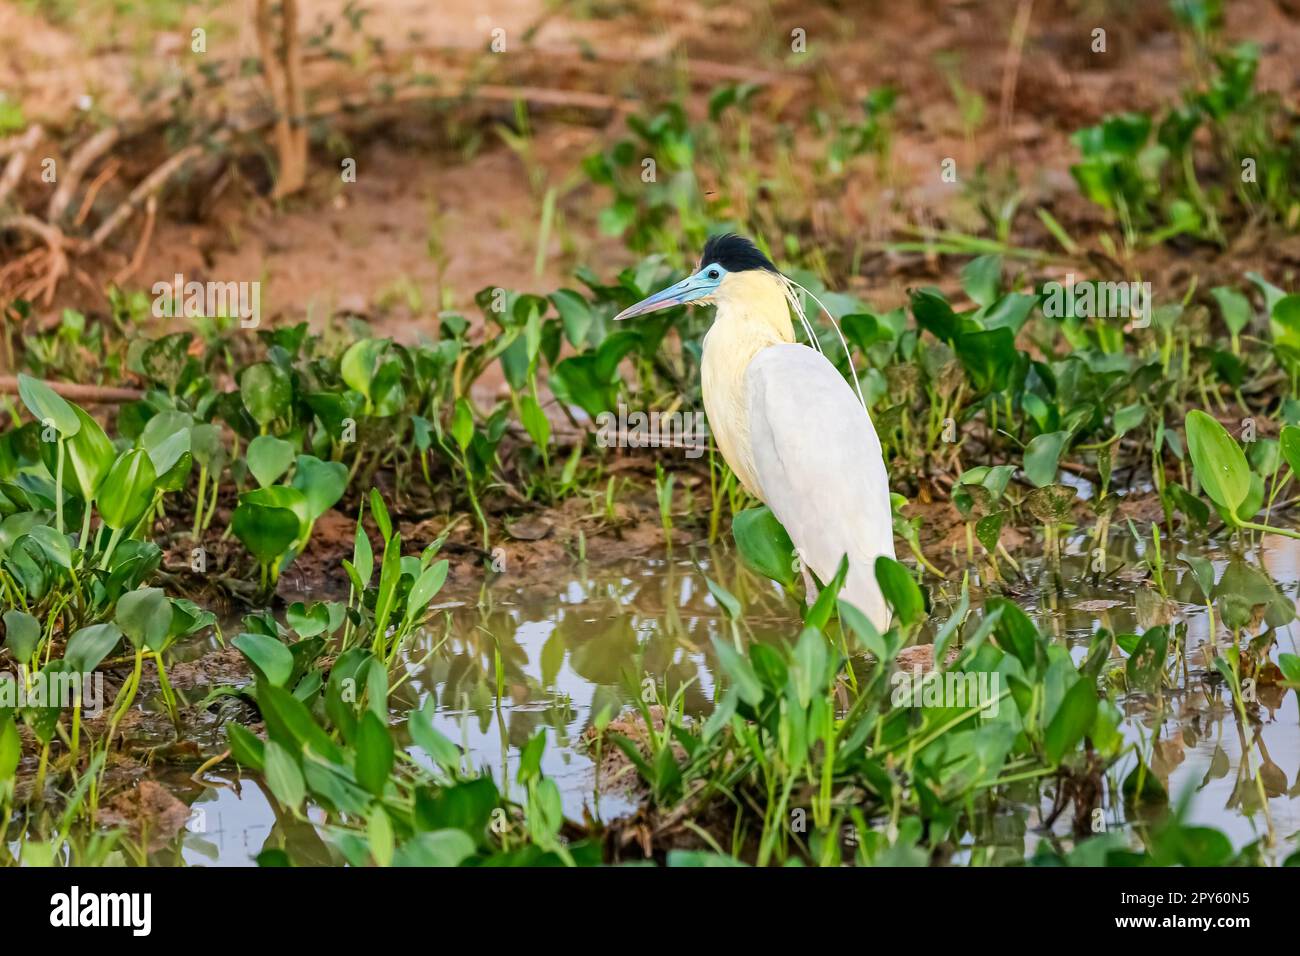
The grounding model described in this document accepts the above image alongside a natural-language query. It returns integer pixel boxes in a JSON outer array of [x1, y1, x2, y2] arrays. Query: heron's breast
[[701, 326, 766, 499]]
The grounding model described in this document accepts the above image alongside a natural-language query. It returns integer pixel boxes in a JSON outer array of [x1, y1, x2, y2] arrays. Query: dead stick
[[48, 126, 120, 222], [112, 194, 157, 286], [0, 375, 143, 403], [0, 126, 42, 207]]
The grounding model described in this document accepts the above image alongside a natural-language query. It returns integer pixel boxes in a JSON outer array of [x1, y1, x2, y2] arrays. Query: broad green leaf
[[232, 499, 301, 566], [2, 609, 41, 663], [732, 506, 797, 588], [518, 394, 551, 449], [291, 454, 348, 520], [405, 560, 449, 623], [247, 435, 295, 488], [392, 830, 475, 867], [115, 587, 171, 650], [240, 362, 292, 428], [408, 699, 461, 769], [704, 575, 741, 620], [874, 555, 924, 626], [711, 638, 763, 706], [355, 710, 395, 796], [1185, 410, 1250, 513], [58, 405, 113, 501], [1023, 431, 1069, 487], [63, 622, 122, 673], [17, 374, 80, 437], [1044, 677, 1098, 763], [1210, 286, 1251, 336], [98, 449, 157, 530], [264, 740, 306, 809], [233, 631, 294, 687]]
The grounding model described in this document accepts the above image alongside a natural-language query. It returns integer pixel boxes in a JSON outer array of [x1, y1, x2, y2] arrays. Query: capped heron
[[615, 234, 897, 629]]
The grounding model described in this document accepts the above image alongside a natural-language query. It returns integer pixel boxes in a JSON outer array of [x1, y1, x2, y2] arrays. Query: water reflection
[[168, 528, 1298, 865]]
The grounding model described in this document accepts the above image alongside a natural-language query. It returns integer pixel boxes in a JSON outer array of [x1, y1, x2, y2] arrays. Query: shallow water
[[134, 530, 1300, 864]]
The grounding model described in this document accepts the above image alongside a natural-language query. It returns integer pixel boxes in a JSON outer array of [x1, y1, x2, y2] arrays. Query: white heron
[[615, 234, 897, 629]]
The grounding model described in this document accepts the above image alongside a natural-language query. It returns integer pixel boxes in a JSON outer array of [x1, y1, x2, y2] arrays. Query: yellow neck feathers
[[700, 270, 794, 499]]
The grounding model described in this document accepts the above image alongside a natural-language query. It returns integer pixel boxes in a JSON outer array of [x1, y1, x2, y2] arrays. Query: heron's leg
[[801, 563, 820, 606]]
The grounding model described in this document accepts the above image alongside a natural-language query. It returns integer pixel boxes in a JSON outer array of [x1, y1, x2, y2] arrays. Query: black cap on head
[[700, 233, 778, 273]]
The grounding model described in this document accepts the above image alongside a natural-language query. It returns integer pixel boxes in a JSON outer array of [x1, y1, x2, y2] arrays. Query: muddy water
[[168, 531, 1299, 866]]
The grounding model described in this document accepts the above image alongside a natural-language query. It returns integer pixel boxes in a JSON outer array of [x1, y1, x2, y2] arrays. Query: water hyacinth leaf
[[405, 559, 449, 623], [1277, 653, 1300, 688], [961, 254, 1002, 308], [189, 422, 224, 468], [372, 532, 403, 639], [53, 404, 113, 500], [247, 435, 295, 488], [1280, 424, 1300, 478], [1126, 627, 1168, 691], [139, 410, 192, 475], [0, 717, 18, 783], [156, 450, 193, 493], [1044, 677, 1099, 764], [527, 776, 565, 843], [1023, 431, 1069, 487], [1113, 403, 1146, 437], [25, 660, 72, 744], [1185, 410, 1250, 514], [874, 555, 924, 626], [240, 362, 292, 428], [264, 740, 306, 810], [233, 632, 294, 687], [98, 448, 157, 530], [286, 602, 331, 638], [986, 597, 1040, 671], [1024, 483, 1077, 523], [369, 488, 392, 542], [63, 622, 122, 673], [703, 575, 741, 620], [291, 454, 348, 520], [232, 498, 302, 566], [116, 587, 172, 650], [711, 637, 763, 706], [244, 485, 310, 535], [340, 338, 387, 399], [518, 393, 551, 450], [550, 288, 594, 347], [257, 682, 345, 765], [956, 327, 1016, 393], [450, 398, 474, 453], [1210, 286, 1251, 337], [17, 374, 80, 437], [732, 506, 797, 588], [355, 710, 395, 796], [975, 512, 1003, 554], [1179, 554, 1215, 599], [839, 598, 898, 663], [392, 829, 476, 867], [24, 525, 72, 569], [1122, 759, 1168, 804], [2, 609, 41, 663], [408, 699, 461, 770]]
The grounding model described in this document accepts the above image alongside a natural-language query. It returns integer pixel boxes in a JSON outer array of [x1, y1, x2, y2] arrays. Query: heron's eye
[[707, 269, 720, 280]]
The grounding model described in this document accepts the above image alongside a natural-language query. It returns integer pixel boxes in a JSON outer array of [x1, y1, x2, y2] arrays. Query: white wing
[[746, 343, 896, 628]]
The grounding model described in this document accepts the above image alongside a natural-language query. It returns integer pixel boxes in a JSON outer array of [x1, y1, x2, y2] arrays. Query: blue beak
[[613, 269, 722, 320]]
